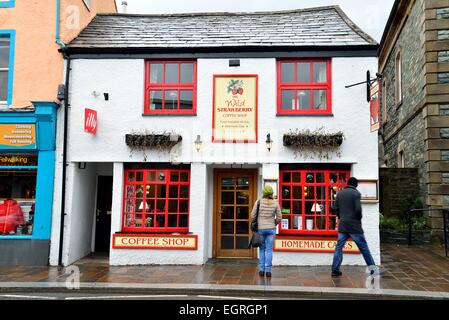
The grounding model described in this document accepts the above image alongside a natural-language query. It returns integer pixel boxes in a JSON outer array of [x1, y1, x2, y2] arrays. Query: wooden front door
[[214, 170, 257, 258]]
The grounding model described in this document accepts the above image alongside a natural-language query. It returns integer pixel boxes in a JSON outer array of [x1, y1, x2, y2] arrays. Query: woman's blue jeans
[[258, 228, 276, 273]]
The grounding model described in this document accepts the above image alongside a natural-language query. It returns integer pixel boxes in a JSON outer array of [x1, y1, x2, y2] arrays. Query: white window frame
[[0, 37, 10, 105], [398, 141, 406, 168], [395, 50, 403, 106]]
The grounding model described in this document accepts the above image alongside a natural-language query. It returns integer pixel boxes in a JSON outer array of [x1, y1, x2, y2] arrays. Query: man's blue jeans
[[258, 228, 276, 273], [331, 232, 376, 272]]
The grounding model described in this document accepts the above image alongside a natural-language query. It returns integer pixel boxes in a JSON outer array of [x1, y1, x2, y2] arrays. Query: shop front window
[[123, 169, 190, 233], [279, 170, 349, 235], [277, 59, 332, 115], [0, 166, 37, 236]]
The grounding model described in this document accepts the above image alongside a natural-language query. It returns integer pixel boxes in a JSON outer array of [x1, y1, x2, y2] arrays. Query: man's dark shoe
[[266, 272, 272, 278], [258, 271, 265, 277], [331, 270, 342, 277]]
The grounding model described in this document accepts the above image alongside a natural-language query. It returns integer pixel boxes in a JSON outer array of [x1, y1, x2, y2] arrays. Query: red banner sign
[[84, 108, 97, 134]]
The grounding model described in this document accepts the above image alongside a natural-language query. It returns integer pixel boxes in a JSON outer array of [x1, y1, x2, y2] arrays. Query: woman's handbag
[[248, 200, 261, 248], [248, 231, 261, 248], [251, 200, 260, 232]]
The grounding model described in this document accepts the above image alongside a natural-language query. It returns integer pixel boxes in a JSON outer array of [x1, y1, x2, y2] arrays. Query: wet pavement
[[0, 244, 448, 293]]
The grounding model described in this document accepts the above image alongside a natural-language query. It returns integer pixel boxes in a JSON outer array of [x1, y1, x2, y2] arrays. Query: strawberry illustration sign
[[84, 108, 97, 134], [213, 75, 258, 143]]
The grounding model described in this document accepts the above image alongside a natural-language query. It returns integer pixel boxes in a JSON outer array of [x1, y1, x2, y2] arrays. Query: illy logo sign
[[84, 108, 97, 134]]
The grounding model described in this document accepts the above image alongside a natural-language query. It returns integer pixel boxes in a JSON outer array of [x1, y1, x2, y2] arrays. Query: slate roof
[[68, 6, 377, 50]]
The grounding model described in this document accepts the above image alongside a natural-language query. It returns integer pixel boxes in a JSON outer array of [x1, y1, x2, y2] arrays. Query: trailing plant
[[283, 127, 344, 160], [125, 130, 182, 161]]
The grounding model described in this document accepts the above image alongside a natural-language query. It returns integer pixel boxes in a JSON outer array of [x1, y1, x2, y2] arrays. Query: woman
[[251, 186, 281, 278]]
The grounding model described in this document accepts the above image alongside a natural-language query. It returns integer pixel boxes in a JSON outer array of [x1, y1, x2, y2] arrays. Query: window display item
[[0, 199, 24, 235]]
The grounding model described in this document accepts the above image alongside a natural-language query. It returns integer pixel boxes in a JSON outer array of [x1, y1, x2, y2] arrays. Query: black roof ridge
[[94, 5, 341, 18]]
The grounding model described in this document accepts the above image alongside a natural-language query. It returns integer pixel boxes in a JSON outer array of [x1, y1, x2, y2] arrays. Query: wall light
[[266, 133, 273, 152], [195, 135, 203, 152]]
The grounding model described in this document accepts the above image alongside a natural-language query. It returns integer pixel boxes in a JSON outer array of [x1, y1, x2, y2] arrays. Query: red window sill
[[276, 110, 333, 116], [122, 228, 190, 234], [278, 230, 339, 236], [142, 112, 196, 116], [276, 112, 334, 117]]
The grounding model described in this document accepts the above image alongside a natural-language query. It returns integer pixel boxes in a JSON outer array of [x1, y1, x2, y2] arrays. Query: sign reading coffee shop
[[112, 234, 198, 250], [274, 236, 360, 254], [212, 75, 258, 143], [0, 124, 37, 150]]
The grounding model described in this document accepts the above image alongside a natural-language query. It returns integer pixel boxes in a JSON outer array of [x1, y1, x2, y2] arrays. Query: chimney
[[121, 1, 128, 13]]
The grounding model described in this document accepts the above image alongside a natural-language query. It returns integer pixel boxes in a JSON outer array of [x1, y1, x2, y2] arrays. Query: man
[[331, 177, 376, 277]]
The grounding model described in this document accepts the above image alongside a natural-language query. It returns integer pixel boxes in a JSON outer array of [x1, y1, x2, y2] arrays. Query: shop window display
[[123, 169, 190, 233], [279, 170, 349, 235], [0, 169, 36, 236]]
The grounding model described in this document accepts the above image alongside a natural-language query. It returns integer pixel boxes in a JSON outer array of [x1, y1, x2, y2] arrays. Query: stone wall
[[381, 1, 438, 222], [380, 168, 421, 217], [381, 0, 427, 201]]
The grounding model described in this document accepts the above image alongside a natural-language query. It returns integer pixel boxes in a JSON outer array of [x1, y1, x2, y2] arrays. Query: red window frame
[[277, 59, 332, 115], [279, 169, 350, 235], [144, 60, 197, 115], [122, 169, 190, 233]]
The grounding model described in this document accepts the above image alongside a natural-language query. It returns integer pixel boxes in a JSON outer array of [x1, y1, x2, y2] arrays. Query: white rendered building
[[50, 6, 381, 266]]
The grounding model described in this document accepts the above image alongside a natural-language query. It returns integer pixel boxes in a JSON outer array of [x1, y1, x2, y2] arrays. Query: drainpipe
[[56, 0, 66, 48], [56, 0, 68, 267], [58, 52, 70, 267]]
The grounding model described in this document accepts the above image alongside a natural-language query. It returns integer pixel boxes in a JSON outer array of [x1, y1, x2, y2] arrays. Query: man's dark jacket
[[332, 186, 364, 234]]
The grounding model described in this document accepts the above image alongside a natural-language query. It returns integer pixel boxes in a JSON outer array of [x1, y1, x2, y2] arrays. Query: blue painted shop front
[[0, 102, 58, 265]]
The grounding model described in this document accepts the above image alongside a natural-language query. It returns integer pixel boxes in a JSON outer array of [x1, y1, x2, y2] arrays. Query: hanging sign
[[0, 124, 36, 150], [212, 75, 258, 143], [370, 82, 380, 132], [84, 108, 97, 134], [274, 236, 360, 254], [112, 234, 198, 250]]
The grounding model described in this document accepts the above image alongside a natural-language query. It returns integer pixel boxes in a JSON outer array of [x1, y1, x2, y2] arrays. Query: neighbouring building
[[0, 0, 116, 265], [51, 6, 381, 267], [379, 0, 449, 237]]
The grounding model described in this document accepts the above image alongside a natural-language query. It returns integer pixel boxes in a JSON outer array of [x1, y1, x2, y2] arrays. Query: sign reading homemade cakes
[[213, 75, 258, 143], [274, 236, 360, 254], [0, 124, 37, 149]]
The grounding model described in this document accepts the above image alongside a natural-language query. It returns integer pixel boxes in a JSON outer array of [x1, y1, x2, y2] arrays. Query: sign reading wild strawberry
[[84, 108, 97, 134], [213, 75, 258, 143]]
